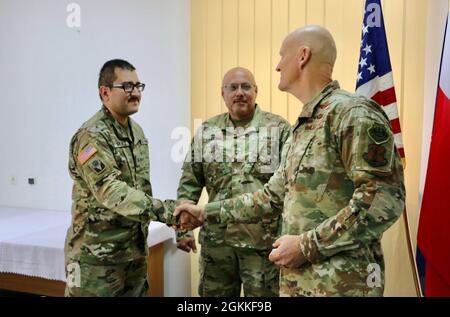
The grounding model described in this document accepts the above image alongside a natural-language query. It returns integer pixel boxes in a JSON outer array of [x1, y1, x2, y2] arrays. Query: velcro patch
[[89, 159, 106, 174], [363, 144, 388, 167], [367, 123, 390, 145], [78, 144, 97, 165]]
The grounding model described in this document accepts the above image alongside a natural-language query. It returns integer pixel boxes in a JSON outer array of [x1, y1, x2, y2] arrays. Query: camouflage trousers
[[198, 242, 279, 297], [64, 257, 148, 297]]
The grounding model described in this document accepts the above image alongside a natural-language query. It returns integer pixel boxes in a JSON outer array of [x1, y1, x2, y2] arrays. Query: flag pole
[[355, 0, 423, 297], [401, 207, 423, 297]]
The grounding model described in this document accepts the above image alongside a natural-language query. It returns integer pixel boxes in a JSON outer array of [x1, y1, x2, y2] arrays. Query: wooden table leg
[[148, 243, 164, 297]]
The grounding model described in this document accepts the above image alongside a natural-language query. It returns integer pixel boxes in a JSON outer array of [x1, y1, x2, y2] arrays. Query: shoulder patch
[[363, 144, 388, 167], [78, 144, 97, 165], [89, 159, 106, 174], [367, 123, 391, 145]]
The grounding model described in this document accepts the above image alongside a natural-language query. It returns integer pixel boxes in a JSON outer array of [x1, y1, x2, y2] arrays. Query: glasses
[[223, 82, 255, 93], [110, 82, 146, 93]]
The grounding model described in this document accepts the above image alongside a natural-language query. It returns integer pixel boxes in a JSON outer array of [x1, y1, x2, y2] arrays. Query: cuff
[[204, 201, 222, 224], [153, 198, 178, 226], [298, 229, 325, 264]]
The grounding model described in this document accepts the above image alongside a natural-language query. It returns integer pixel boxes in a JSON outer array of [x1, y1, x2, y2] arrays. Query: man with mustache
[[176, 67, 291, 296], [175, 26, 406, 296], [65, 59, 177, 296]]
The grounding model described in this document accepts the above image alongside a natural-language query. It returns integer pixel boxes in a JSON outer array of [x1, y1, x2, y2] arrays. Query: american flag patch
[[78, 144, 98, 165]]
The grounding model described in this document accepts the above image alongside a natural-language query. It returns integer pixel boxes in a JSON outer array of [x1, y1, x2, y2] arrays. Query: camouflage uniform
[[204, 82, 405, 296], [177, 105, 291, 296], [65, 107, 177, 297]]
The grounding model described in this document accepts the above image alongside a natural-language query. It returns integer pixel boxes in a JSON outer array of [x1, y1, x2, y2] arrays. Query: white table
[[0, 206, 175, 296]]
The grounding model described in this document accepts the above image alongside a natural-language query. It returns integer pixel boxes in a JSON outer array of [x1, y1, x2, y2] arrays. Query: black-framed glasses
[[111, 82, 146, 93], [223, 82, 255, 93]]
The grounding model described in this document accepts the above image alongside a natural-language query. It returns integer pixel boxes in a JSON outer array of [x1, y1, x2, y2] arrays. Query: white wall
[[0, 0, 191, 296]]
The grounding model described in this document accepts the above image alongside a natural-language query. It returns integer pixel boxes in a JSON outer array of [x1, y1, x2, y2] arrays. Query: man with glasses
[[65, 59, 177, 296], [176, 67, 291, 296]]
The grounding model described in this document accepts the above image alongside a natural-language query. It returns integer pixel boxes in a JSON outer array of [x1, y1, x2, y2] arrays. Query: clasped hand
[[173, 203, 205, 231]]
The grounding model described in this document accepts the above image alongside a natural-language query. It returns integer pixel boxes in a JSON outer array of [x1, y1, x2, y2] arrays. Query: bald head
[[276, 25, 336, 102], [221, 67, 258, 121], [222, 67, 256, 86], [285, 25, 337, 68]]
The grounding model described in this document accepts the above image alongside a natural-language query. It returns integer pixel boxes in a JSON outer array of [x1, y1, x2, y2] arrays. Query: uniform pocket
[[204, 162, 231, 185], [286, 134, 315, 183], [291, 133, 335, 203], [111, 141, 130, 170], [134, 138, 150, 177]]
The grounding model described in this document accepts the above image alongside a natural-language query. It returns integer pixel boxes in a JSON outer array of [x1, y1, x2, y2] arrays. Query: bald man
[[176, 67, 291, 297], [175, 26, 405, 296]]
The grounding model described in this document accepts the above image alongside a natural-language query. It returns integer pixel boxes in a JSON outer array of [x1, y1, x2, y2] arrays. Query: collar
[[293, 80, 340, 131], [102, 106, 134, 142], [221, 104, 262, 134]]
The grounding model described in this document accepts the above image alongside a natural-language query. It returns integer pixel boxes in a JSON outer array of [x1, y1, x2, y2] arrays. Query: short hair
[[98, 59, 136, 101]]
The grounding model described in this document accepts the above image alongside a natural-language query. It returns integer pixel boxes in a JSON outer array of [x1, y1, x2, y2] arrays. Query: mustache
[[128, 96, 140, 103]]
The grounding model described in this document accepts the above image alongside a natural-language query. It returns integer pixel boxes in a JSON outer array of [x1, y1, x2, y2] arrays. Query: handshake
[[173, 203, 205, 231], [171, 202, 306, 268]]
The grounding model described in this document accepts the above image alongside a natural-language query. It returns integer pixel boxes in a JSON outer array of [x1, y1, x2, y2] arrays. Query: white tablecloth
[[0, 206, 175, 282]]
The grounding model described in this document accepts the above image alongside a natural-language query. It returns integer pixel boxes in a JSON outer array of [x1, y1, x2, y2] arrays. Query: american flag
[[355, 0, 405, 161], [78, 144, 97, 165]]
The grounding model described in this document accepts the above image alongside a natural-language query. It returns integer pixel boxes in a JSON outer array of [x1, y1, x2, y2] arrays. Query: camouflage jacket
[[65, 107, 176, 265], [177, 105, 291, 249], [204, 82, 405, 296]]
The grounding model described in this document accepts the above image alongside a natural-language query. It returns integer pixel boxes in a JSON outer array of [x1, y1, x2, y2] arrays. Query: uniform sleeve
[[204, 135, 292, 224], [298, 106, 406, 264], [176, 132, 206, 240], [74, 130, 177, 225], [176, 133, 206, 204]]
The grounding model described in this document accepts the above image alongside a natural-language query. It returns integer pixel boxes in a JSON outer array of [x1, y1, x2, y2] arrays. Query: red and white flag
[[417, 15, 450, 296]]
